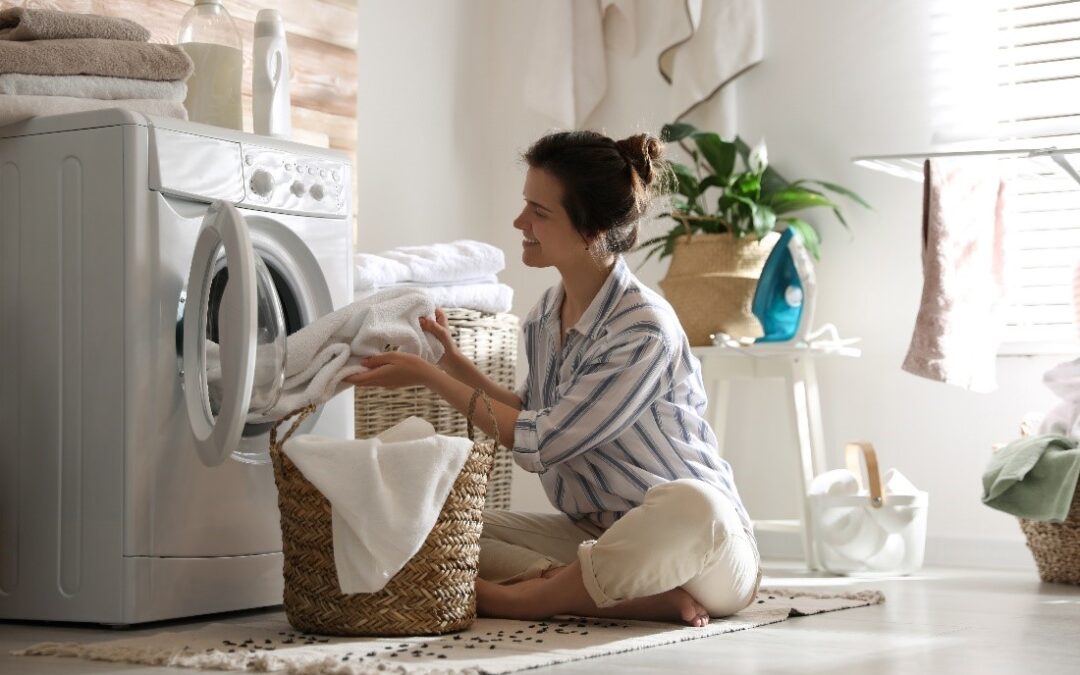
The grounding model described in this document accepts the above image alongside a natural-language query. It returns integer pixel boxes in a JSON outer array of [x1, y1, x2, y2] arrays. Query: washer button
[[331, 170, 341, 182], [310, 184, 325, 201], [290, 181, 306, 197]]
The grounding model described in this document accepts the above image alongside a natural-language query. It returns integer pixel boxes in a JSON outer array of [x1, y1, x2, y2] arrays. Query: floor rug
[[13, 588, 884, 674]]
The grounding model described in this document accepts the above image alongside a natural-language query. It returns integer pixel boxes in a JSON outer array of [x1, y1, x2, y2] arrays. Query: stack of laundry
[[353, 240, 513, 314], [0, 7, 192, 127]]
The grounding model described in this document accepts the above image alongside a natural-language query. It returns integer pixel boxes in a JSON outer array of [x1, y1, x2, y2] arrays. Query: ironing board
[[691, 342, 861, 570]]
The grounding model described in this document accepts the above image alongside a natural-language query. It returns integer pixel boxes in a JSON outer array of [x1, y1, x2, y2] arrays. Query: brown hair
[[523, 130, 665, 255]]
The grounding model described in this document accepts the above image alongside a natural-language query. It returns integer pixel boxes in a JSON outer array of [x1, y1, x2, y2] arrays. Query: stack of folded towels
[[353, 240, 513, 314], [0, 7, 192, 127]]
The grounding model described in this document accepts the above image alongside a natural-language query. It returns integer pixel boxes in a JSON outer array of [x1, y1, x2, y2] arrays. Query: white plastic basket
[[809, 442, 928, 575]]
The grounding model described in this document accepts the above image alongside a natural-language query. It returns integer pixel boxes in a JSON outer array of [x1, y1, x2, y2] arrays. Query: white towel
[[0, 73, 186, 101], [0, 93, 186, 128], [249, 288, 444, 422], [658, 0, 764, 121], [353, 240, 505, 290], [356, 282, 514, 315], [902, 158, 1010, 393], [1039, 358, 1080, 439], [283, 417, 472, 593]]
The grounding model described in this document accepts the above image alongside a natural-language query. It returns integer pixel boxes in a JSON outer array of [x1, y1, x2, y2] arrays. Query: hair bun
[[615, 133, 664, 187]]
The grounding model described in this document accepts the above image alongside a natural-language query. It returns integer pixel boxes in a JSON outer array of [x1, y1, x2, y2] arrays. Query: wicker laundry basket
[[1019, 484, 1080, 585], [354, 309, 518, 510], [269, 391, 498, 636]]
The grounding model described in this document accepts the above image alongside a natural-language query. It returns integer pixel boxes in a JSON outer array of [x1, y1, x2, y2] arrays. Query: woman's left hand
[[344, 352, 438, 389]]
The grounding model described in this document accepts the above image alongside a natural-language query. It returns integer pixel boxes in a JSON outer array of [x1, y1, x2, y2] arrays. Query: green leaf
[[795, 179, 872, 210], [782, 218, 821, 260], [697, 174, 727, 193], [734, 136, 789, 198], [768, 189, 839, 215], [661, 122, 698, 142], [753, 204, 777, 238], [691, 132, 737, 183]]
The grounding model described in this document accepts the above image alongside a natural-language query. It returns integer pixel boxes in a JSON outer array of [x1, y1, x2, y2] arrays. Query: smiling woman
[[349, 129, 762, 628]]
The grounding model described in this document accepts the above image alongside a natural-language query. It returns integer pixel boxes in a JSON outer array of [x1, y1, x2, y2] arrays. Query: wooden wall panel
[[0, 0, 358, 155]]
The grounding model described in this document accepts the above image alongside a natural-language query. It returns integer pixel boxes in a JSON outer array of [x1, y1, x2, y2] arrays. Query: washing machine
[[0, 109, 354, 624]]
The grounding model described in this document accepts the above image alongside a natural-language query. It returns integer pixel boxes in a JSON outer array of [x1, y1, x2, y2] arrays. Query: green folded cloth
[[982, 434, 1080, 522]]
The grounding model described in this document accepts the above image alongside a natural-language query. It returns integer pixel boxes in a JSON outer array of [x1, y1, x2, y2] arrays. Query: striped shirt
[[512, 256, 753, 532]]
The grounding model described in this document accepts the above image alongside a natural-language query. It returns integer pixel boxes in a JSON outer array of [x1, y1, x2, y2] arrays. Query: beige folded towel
[[0, 73, 186, 101], [0, 7, 150, 42], [0, 94, 187, 128], [0, 39, 192, 81]]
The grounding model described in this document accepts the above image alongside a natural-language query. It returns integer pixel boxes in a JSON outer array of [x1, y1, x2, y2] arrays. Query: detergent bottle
[[178, 0, 243, 130]]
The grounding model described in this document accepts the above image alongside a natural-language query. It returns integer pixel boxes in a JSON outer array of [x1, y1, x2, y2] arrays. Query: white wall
[[357, 0, 1056, 569]]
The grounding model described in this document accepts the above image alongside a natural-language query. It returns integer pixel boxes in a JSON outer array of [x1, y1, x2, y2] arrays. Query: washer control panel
[[240, 144, 348, 217]]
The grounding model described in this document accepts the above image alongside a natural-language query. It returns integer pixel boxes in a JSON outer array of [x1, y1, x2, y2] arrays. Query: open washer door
[[182, 200, 286, 467]]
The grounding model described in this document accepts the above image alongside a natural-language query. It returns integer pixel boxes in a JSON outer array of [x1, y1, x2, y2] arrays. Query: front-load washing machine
[[0, 109, 354, 624]]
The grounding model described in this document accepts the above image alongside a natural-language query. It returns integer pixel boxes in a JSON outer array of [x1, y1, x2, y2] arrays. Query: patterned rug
[[14, 588, 884, 675]]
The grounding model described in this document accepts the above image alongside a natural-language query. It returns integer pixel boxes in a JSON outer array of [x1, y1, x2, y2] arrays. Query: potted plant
[[639, 121, 870, 346]]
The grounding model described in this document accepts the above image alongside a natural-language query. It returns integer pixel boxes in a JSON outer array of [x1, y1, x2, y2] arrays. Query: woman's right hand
[[420, 308, 461, 368]]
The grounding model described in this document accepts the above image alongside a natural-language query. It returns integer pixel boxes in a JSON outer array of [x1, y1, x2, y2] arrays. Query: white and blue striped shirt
[[512, 256, 752, 532]]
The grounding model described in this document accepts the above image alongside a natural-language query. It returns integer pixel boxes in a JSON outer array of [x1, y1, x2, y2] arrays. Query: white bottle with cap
[[252, 9, 292, 138]]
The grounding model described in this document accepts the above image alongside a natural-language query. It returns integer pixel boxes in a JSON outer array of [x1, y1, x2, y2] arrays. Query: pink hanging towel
[[901, 157, 1010, 393]]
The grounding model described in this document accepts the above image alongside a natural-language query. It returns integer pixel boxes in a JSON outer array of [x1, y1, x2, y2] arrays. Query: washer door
[[182, 200, 286, 467]]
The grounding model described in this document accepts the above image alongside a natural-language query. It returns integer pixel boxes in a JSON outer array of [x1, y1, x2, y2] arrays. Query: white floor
[[2, 561, 1078, 674]]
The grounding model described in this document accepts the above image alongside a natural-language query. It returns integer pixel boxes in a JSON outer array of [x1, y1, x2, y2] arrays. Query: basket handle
[[467, 388, 500, 449], [268, 404, 318, 457], [845, 441, 885, 508]]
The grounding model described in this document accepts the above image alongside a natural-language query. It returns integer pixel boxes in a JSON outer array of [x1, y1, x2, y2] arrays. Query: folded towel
[[0, 73, 186, 101], [247, 288, 444, 422], [901, 158, 1010, 393], [0, 7, 150, 42], [356, 282, 514, 315], [982, 434, 1080, 522], [284, 417, 472, 593], [354, 240, 505, 290], [0, 95, 187, 128], [0, 39, 192, 81]]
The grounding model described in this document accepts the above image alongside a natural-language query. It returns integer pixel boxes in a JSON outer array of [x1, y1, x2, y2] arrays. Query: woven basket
[[659, 231, 779, 346], [354, 309, 517, 510], [1019, 483, 1080, 585], [269, 392, 498, 636]]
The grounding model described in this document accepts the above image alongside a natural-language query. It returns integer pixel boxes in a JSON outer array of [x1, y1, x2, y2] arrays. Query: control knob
[[290, 181, 306, 197], [310, 183, 325, 201], [250, 169, 275, 197]]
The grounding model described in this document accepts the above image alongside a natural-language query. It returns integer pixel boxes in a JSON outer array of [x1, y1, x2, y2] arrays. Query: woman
[[347, 130, 760, 627]]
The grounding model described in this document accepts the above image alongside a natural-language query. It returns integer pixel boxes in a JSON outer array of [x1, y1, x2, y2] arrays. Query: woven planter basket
[[659, 231, 780, 347], [1019, 483, 1080, 585], [269, 393, 498, 636], [354, 309, 518, 510]]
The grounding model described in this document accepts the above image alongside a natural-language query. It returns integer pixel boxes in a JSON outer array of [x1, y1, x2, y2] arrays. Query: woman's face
[[514, 167, 587, 269]]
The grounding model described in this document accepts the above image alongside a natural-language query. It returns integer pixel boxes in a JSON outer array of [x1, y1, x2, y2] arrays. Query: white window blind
[[934, 0, 1080, 348]]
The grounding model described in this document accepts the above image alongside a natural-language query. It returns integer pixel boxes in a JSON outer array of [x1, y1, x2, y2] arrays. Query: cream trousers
[[479, 479, 762, 617]]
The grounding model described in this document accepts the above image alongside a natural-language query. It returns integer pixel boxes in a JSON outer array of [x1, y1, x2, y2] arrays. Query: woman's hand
[[420, 308, 462, 368], [344, 352, 439, 390]]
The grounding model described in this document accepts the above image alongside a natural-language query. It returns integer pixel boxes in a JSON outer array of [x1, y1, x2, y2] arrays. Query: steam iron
[[752, 227, 817, 343]]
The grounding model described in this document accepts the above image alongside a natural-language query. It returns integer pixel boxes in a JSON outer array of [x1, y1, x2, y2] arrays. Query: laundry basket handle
[[466, 388, 500, 449], [268, 404, 318, 457], [845, 441, 885, 508]]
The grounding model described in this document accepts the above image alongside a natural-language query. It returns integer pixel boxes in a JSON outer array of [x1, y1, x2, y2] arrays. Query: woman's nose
[[513, 213, 526, 230]]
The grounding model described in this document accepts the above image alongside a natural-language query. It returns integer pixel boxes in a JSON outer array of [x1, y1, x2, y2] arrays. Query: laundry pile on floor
[[982, 358, 1080, 522], [354, 239, 513, 314], [0, 7, 191, 128]]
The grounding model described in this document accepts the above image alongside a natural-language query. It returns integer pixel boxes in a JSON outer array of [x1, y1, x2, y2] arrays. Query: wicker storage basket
[[269, 392, 498, 636], [354, 309, 518, 509], [1019, 484, 1080, 585]]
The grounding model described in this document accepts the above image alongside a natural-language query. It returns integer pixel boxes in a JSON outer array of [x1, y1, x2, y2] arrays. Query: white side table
[[691, 343, 861, 570]]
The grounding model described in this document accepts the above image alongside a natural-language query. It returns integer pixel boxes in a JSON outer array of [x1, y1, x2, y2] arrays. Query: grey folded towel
[[0, 7, 150, 42], [0, 39, 192, 81]]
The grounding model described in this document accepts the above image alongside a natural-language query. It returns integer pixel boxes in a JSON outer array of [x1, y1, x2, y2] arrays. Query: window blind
[[998, 1, 1080, 345]]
